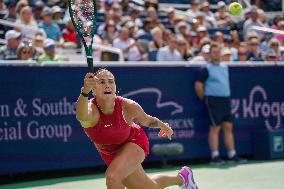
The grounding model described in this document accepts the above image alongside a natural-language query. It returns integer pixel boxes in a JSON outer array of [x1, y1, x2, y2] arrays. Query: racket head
[[68, 0, 97, 72]]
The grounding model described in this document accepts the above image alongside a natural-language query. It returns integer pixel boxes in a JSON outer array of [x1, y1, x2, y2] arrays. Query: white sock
[[211, 151, 219, 159], [228, 150, 236, 158]]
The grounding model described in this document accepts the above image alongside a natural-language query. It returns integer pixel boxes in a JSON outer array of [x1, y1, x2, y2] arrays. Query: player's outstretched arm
[[124, 98, 173, 140], [76, 73, 96, 123]]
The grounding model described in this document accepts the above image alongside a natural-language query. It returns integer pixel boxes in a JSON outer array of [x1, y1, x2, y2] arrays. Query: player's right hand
[[82, 72, 96, 93]]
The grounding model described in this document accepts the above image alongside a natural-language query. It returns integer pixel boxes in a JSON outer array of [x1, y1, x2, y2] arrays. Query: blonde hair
[[150, 27, 162, 36], [19, 6, 37, 26], [16, 0, 28, 15]]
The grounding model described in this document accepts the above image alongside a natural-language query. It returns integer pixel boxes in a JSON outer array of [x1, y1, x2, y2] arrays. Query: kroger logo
[[231, 85, 284, 131]]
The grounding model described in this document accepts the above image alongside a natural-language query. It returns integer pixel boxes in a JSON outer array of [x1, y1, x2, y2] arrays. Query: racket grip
[[87, 57, 94, 73]]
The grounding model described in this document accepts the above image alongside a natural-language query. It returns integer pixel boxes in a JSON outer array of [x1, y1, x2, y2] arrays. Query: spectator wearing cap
[[125, 21, 137, 39], [191, 44, 211, 62], [175, 21, 190, 37], [38, 38, 63, 63], [33, 0, 45, 23], [245, 31, 259, 43], [193, 26, 208, 48], [190, 18, 199, 35], [221, 48, 232, 62], [156, 34, 182, 61], [3, 1, 16, 21], [200, 1, 216, 28], [38, 7, 61, 41], [215, 1, 233, 29], [264, 48, 278, 62], [243, 6, 264, 39], [0, 30, 21, 60], [15, 6, 38, 39], [52, 5, 64, 26]]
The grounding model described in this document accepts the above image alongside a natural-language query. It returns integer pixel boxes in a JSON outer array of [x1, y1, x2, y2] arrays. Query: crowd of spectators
[[0, 0, 283, 63]]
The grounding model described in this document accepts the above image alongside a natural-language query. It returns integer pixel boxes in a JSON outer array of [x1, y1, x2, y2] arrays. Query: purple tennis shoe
[[178, 166, 198, 189]]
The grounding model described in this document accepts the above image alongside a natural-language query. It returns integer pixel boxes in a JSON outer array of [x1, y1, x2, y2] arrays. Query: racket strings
[[70, 0, 96, 38]]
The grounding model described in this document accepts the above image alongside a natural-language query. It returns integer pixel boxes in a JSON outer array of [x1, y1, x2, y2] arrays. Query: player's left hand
[[158, 123, 173, 140]]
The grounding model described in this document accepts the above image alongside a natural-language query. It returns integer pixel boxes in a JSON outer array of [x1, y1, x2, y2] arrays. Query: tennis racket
[[68, 0, 97, 73]]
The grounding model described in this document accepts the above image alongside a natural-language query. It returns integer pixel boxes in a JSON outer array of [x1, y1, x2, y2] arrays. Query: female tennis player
[[76, 69, 198, 189]]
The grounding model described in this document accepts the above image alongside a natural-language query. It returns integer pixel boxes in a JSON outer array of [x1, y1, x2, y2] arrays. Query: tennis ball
[[228, 2, 243, 15]]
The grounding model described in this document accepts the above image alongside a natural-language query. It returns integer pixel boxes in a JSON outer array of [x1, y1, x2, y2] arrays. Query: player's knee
[[105, 171, 121, 187]]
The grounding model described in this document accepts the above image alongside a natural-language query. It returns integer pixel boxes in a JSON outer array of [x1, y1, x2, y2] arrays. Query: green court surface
[[2, 160, 284, 189]]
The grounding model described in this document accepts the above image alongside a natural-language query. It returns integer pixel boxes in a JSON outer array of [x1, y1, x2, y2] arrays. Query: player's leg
[[105, 142, 145, 189], [123, 165, 197, 189]]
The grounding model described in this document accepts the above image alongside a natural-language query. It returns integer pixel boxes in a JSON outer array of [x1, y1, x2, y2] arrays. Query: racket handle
[[87, 56, 94, 73]]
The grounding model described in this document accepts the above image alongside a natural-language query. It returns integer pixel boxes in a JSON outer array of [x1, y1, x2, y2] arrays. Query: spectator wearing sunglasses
[[38, 38, 63, 63], [17, 45, 33, 61]]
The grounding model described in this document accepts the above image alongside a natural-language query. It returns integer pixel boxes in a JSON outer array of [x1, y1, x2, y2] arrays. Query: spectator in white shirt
[[113, 27, 143, 61], [186, 0, 199, 17], [15, 6, 39, 39], [156, 35, 182, 61], [200, 1, 216, 28], [243, 6, 264, 39]]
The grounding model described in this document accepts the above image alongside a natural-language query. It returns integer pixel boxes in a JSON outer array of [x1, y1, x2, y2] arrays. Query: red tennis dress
[[83, 96, 149, 166]]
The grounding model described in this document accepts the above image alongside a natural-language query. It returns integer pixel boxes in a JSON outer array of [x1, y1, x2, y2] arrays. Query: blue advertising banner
[[0, 64, 283, 175]]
